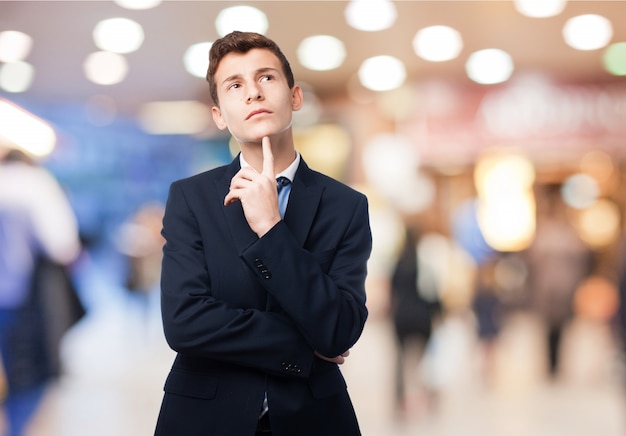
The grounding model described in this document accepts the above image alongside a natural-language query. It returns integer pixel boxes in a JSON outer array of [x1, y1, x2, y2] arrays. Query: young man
[[155, 31, 372, 435]]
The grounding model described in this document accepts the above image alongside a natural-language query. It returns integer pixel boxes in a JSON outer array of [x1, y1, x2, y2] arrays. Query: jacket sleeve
[[241, 193, 372, 358], [160, 181, 314, 378]]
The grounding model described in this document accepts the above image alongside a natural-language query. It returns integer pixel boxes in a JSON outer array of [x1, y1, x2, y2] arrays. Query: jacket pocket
[[163, 369, 218, 400]]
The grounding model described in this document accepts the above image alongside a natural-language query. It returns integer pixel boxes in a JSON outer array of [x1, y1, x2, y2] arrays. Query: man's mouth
[[246, 109, 271, 120]]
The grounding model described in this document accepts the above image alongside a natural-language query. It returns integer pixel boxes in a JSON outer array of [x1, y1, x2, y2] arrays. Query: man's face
[[211, 48, 302, 144]]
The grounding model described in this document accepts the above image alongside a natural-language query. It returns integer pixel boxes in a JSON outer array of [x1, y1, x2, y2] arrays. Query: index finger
[[261, 136, 274, 179]]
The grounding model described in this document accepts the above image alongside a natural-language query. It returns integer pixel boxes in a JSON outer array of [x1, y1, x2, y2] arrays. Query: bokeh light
[[215, 5, 268, 36], [93, 18, 145, 54], [574, 199, 620, 249], [413, 25, 463, 62], [563, 14, 613, 51], [358, 55, 406, 91], [466, 49, 514, 84], [561, 173, 599, 210], [0, 30, 33, 62], [83, 51, 129, 85], [183, 42, 213, 78], [344, 0, 397, 32], [0, 61, 34, 93], [603, 42, 626, 76], [297, 35, 346, 71]]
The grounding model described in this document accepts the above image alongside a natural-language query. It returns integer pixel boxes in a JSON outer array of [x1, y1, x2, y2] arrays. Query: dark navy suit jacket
[[155, 155, 372, 435]]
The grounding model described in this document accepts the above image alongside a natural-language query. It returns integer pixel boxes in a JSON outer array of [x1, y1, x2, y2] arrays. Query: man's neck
[[239, 136, 296, 174]]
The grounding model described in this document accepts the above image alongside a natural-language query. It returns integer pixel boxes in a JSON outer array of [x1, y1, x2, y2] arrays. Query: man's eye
[[261, 75, 273, 82], [228, 83, 240, 90]]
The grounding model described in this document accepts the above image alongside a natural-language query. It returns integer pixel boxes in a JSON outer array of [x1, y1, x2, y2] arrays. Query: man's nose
[[246, 86, 263, 102]]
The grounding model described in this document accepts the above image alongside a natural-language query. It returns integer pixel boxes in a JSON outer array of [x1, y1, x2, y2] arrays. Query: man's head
[[207, 31, 295, 106]]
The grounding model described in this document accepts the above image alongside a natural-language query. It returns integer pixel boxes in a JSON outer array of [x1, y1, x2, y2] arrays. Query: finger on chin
[[261, 136, 274, 178]]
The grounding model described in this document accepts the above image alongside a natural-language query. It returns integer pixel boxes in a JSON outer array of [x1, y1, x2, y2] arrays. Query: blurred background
[[1, 0, 626, 435]]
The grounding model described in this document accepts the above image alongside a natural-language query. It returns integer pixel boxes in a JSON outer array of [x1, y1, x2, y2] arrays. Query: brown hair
[[206, 31, 295, 106]]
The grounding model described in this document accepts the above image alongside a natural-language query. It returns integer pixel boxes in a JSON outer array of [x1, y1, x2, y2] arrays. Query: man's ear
[[211, 106, 227, 130], [291, 85, 303, 111]]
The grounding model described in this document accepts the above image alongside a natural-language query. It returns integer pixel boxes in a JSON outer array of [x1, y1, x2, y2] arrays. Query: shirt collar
[[239, 150, 300, 183]]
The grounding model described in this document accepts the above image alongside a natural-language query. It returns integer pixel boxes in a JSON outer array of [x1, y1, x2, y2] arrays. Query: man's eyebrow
[[221, 73, 242, 86], [221, 67, 280, 86]]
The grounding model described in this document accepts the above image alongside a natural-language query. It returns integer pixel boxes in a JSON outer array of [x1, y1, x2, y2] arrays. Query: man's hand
[[224, 137, 280, 237], [315, 350, 351, 365]]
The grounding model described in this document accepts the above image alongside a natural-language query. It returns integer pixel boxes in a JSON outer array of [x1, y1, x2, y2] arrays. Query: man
[[155, 31, 372, 435]]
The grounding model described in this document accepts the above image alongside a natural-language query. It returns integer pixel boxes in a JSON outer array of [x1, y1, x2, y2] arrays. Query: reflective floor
[[10, 292, 626, 436]]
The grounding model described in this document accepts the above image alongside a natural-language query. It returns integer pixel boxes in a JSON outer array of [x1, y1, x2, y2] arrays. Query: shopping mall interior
[[1, 1, 626, 435]]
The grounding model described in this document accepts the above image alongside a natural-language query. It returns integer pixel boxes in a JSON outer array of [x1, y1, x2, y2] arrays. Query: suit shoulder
[[309, 169, 368, 202], [170, 164, 229, 189]]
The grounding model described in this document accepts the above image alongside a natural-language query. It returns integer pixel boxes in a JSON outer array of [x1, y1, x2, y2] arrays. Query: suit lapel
[[284, 160, 323, 247]]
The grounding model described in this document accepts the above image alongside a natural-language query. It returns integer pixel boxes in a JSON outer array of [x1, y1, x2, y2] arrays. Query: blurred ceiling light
[[0, 30, 33, 62], [466, 48, 514, 84], [113, 0, 161, 9], [93, 18, 145, 54], [0, 99, 56, 157], [184, 42, 213, 78], [297, 35, 346, 71], [358, 55, 406, 91], [84, 51, 128, 85], [474, 152, 536, 252], [0, 61, 35, 93], [474, 152, 535, 196], [344, 0, 397, 32], [215, 5, 268, 36], [138, 100, 211, 135], [561, 173, 599, 209], [477, 192, 535, 252], [413, 25, 463, 62], [563, 14, 613, 51], [603, 42, 626, 76], [575, 199, 620, 249], [513, 0, 566, 18]]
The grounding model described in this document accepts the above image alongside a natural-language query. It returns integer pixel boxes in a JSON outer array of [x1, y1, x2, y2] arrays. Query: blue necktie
[[276, 176, 291, 219]]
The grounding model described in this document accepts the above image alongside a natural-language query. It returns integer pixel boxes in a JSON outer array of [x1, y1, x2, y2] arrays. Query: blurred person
[[471, 255, 505, 386], [525, 183, 593, 379], [0, 146, 82, 436], [118, 202, 166, 296], [114, 202, 166, 341], [389, 226, 441, 418], [155, 31, 372, 435]]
